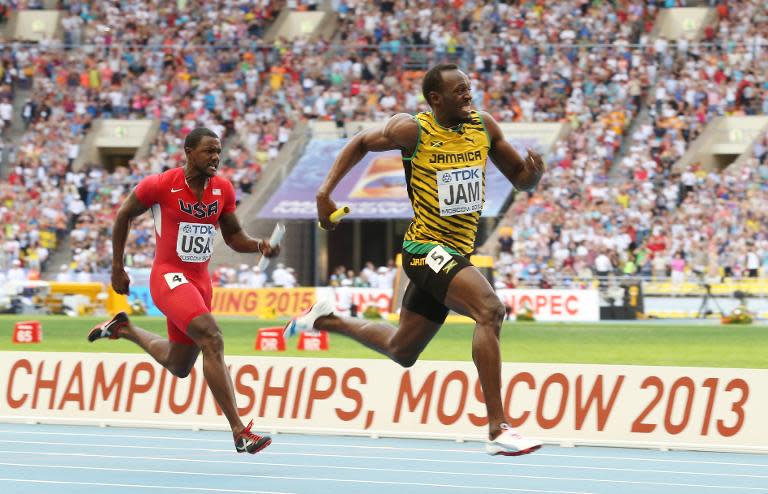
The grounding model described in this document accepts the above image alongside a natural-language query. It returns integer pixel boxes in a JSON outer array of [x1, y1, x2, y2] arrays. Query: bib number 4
[[164, 272, 189, 290]]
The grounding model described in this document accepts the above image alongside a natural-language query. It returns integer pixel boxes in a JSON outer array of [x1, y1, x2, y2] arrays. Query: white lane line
[[0, 445, 764, 479], [537, 452, 768, 467], [0, 430, 483, 452], [0, 438, 768, 468], [0, 465, 595, 494], [0, 478, 293, 494], [0, 452, 763, 484], [0, 450, 768, 479], [0, 439, 223, 452], [0, 432, 765, 467]]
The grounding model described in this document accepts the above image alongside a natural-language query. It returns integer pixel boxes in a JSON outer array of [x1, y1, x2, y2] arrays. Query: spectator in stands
[[272, 263, 291, 287], [247, 266, 267, 288], [669, 251, 686, 286], [0, 98, 11, 134], [7, 259, 26, 282], [360, 261, 376, 286], [745, 242, 760, 278], [498, 228, 513, 264], [56, 264, 73, 282], [594, 249, 613, 280]]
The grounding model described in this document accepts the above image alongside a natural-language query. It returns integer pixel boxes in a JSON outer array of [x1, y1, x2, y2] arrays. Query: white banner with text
[[496, 289, 600, 322], [1, 353, 764, 452]]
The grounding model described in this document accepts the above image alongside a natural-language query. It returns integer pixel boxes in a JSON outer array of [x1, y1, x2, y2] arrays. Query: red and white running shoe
[[235, 420, 272, 454], [87, 311, 129, 342], [485, 424, 543, 456], [283, 299, 334, 339]]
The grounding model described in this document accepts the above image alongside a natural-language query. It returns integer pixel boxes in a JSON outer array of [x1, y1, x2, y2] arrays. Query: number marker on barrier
[[257, 222, 286, 271]]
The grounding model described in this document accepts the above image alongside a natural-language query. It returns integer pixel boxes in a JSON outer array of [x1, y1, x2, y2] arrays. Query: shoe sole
[[490, 444, 542, 456], [239, 437, 272, 454], [87, 312, 129, 342]]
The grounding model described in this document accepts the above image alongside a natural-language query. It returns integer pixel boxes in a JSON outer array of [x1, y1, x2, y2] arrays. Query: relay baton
[[257, 222, 286, 271], [318, 206, 351, 230]]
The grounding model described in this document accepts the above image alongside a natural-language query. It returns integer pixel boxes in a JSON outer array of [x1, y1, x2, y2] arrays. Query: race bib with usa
[[176, 222, 215, 263]]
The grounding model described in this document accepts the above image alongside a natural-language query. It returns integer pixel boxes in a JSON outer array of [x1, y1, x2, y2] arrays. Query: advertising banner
[[208, 287, 393, 317], [211, 287, 316, 317], [127, 286, 596, 322], [317, 287, 394, 317], [257, 139, 536, 219], [496, 289, 600, 322], [1, 353, 765, 452]]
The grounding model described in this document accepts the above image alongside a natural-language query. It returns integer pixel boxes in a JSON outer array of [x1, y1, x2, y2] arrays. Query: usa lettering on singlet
[[402, 111, 490, 255], [133, 168, 236, 270]]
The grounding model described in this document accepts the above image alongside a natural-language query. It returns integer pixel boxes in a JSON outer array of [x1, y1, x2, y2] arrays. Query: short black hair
[[184, 127, 219, 151], [422, 63, 459, 105]]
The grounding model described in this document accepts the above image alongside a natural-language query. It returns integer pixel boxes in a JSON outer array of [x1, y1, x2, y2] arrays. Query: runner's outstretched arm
[[111, 190, 148, 294], [219, 212, 280, 257], [316, 113, 418, 230], [480, 111, 546, 191]]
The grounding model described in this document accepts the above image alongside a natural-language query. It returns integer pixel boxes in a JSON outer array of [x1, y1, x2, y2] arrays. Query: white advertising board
[[1, 353, 765, 453], [496, 289, 600, 322]]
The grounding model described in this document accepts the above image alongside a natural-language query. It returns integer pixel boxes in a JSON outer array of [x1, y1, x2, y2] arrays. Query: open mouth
[[461, 104, 472, 113]]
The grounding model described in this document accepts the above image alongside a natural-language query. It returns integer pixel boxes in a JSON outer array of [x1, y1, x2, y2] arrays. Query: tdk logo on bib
[[445, 168, 480, 181], [176, 222, 215, 262], [436, 165, 483, 216]]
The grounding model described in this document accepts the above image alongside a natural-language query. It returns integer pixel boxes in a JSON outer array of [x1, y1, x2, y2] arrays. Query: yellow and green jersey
[[402, 110, 491, 256]]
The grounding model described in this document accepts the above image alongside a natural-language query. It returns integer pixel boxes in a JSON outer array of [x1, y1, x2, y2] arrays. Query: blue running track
[[0, 423, 765, 494]]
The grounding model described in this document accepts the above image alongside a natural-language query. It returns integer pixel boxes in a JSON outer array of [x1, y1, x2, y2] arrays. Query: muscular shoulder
[[148, 167, 181, 187], [477, 111, 500, 134], [135, 168, 181, 205], [476, 110, 505, 150], [382, 113, 419, 150]]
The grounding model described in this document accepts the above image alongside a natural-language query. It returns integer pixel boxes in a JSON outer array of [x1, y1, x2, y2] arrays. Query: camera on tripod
[[696, 277, 723, 318]]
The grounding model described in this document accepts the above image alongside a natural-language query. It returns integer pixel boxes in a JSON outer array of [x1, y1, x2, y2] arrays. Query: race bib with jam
[[435, 165, 483, 216], [176, 222, 215, 263]]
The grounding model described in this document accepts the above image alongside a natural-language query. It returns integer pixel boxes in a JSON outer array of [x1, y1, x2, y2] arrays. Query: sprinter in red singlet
[[88, 127, 279, 454]]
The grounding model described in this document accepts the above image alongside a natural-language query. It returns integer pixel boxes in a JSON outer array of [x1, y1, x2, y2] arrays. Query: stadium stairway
[[209, 122, 313, 283], [44, 232, 72, 275], [608, 99, 651, 184], [672, 115, 768, 173], [264, 1, 338, 42], [1, 85, 31, 176]]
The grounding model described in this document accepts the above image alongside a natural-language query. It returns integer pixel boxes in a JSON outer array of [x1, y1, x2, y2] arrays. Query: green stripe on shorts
[[402, 240, 460, 256]]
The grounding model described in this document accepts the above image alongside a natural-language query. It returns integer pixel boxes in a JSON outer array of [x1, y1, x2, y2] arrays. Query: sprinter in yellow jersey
[[285, 64, 546, 456]]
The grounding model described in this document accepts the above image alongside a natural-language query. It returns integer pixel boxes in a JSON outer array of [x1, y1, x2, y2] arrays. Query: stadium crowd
[[493, 0, 768, 288], [1, 0, 767, 292]]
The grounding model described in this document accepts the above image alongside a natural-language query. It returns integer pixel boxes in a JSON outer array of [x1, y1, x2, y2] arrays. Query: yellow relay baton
[[318, 206, 351, 230]]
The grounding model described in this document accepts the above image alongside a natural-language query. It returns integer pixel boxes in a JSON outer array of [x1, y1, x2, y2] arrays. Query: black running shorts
[[401, 245, 472, 324]]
